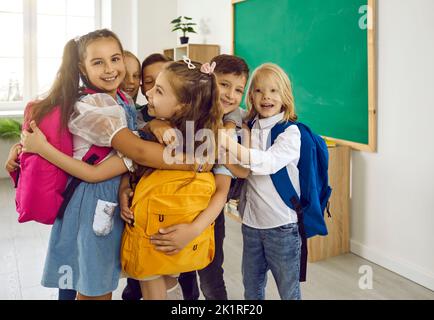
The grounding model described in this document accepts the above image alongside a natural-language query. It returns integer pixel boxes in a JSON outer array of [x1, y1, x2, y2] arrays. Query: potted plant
[[0, 118, 22, 178], [0, 118, 21, 141], [171, 16, 197, 45]]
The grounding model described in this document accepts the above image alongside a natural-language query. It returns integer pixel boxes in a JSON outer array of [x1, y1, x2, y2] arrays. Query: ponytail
[[30, 29, 124, 129], [30, 39, 81, 129]]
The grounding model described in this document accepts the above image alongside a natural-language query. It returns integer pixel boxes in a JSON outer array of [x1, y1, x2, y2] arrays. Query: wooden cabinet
[[307, 145, 351, 262], [163, 44, 220, 63]]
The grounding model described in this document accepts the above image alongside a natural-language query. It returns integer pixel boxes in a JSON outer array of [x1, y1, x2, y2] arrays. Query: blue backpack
[[255, 120, 332, 281]]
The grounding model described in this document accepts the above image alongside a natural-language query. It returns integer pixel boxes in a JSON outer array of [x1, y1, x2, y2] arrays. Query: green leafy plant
[[0, 118, 22, 141], [171, 16, 197, 38]]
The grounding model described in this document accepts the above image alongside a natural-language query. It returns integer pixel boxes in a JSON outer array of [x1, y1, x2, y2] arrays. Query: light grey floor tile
[[0, 237, 18, 275], [21, 285, 57, 300], [0, 272, 22, 300], [1, 178, 433, 300]]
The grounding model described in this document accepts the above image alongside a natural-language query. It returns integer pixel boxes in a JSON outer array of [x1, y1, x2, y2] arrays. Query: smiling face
[[80, 37, 125, 98], [215, 72, 246, 115], [121, 54, 141, 100], [251, 75, 284, 119], [146, 70, 182, 120]]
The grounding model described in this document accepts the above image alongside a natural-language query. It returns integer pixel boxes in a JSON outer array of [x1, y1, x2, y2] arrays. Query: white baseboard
[[350, 240, 434, 292]]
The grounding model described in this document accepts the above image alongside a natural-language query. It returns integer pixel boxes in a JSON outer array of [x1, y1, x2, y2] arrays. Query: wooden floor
[[0, 179, 433, 300]]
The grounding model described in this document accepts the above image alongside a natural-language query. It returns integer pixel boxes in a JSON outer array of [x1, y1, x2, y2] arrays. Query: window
[[0, 0, 101, 113], [0, 1, 23, 105]]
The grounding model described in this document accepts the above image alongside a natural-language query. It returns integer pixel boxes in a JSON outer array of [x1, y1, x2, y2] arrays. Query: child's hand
[[218, 129, 230, 150], [4, 143, 22, 173], [150, 223, 200, 255], [119, 187, 134, 225], [148, 119, 178, 145], [21, 121, 47, 154]]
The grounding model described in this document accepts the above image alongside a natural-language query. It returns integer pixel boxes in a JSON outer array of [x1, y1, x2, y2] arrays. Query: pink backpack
[[10, 104, 74, 224], [9, 91, 124, 224]]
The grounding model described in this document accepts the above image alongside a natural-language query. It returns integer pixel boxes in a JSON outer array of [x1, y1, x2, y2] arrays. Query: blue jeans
[[242, 223, 301, 300], [58, 289, 76, 300], [179, 211, 227, 300]]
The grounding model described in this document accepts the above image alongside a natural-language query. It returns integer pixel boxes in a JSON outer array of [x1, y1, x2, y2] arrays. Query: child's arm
[[4, 143, 22, 173], [146, 119, 178, 145], [218, 122, 251, 178], [119, 174, 134, 225], [225, 164, 250, 179], [220, 130, 250, 165], [111, 128, 202, 171], [21, 121, 128, 183], [150, 174, 231, 255], [220, 125, 301, 175]]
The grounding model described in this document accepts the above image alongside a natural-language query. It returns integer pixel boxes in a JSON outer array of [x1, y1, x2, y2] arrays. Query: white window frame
[[0, 0, 102, 116]]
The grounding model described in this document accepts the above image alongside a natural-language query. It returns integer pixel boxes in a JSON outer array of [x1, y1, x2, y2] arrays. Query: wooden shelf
[[163, 44, 220, 63]]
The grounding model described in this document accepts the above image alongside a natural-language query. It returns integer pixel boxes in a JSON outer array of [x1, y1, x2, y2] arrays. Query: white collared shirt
[[239, 112, 301, 229]]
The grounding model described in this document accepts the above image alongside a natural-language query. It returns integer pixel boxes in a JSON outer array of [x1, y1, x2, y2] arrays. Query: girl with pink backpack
[[6, 29, 203, 300]]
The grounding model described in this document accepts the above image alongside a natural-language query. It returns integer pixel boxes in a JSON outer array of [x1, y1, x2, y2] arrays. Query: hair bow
[[183, 55, 196, 70], [200, 62, 216, 75]]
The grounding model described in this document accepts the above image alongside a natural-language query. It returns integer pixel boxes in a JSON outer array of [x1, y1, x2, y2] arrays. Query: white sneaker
[[166, 283, 184, 300]]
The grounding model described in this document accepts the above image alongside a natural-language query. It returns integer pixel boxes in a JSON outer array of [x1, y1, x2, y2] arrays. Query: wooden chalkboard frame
[[232, 0, 377, 152]]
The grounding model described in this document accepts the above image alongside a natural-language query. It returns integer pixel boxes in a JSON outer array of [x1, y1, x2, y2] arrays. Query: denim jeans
[[58, 289, 76, 300], [121, 277, 142, 300], [242, 223, 301, 300], [178, 211, 227, 300]]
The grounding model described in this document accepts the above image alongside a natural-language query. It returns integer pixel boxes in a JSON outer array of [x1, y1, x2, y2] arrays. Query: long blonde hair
[[245, 63, 297, 122]]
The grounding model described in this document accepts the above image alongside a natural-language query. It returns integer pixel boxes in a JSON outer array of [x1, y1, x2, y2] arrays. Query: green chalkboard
[[233, 0, 376, 151]]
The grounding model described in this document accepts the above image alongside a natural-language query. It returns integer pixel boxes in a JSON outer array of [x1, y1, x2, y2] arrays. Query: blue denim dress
[[41, 93, 137, 297]]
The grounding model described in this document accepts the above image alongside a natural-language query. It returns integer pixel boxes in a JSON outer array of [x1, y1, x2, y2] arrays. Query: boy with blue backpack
[[219, 63, 331, 300]]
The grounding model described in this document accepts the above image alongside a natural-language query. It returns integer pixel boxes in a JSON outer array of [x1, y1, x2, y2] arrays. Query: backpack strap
[[55, 88, 124, 219], [57, 145, 112, 219], [116, 89, 130, 105], [247, 119, 256, 130], [269, 121, 308, 282]]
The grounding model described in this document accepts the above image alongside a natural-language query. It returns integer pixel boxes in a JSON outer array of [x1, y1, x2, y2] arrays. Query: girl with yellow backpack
[[120, 58, 228, 300]]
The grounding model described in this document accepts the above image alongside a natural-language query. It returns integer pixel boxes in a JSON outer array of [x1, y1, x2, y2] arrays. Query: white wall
[[177, 0, 232, 54], [110, 0, 138, 54], [133, 0, 233, 57], [170, 0, 434, 291], [350, 0, 434, 291], [136, 0, 178, 105], [138, 0, 178, 60]]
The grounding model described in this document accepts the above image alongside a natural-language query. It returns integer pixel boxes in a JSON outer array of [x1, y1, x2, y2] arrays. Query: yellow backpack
[[121, 170, 216, 279]]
